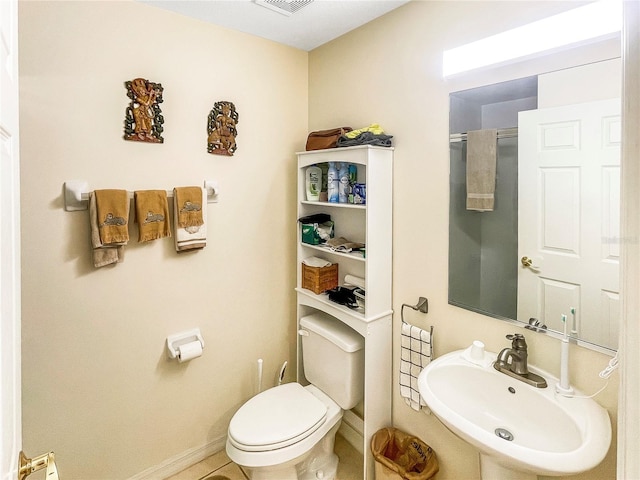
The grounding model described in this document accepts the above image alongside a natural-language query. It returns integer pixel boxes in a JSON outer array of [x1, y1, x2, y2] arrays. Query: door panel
[[518, 99, 620, 349]]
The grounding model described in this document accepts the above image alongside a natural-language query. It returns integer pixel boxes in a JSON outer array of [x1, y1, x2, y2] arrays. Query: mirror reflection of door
[[517, 99, 621, 350]]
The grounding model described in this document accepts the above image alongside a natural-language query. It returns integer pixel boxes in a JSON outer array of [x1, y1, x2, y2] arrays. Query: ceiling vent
[[254, 0, 314, 17]]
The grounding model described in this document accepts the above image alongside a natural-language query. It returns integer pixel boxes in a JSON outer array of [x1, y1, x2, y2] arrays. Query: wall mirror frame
[[447, 38, 621, 355]]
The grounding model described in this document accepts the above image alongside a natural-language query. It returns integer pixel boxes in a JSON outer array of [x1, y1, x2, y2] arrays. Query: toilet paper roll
[[344, 275, 365, 289], [177, 341, 203, 363]]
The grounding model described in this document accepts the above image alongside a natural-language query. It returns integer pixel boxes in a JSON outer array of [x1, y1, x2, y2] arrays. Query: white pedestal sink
[[417, 349, 611, 479]]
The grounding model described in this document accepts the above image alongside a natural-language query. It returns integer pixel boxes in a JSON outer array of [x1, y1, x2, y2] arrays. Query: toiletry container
[[305, 165, 322, 202], [348, 164, 357, 203], [320, 163, 329, 202], [327, 162, 339, 203], [338, 163, 349, 203]]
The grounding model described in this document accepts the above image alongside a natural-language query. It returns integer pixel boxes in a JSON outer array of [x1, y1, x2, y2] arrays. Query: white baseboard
[[129, 413, 363, 479], [128, 436, 227, 480]]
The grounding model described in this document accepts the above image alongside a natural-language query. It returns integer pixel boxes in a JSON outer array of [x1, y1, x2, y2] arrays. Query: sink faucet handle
[[506, 333, 527, 350]]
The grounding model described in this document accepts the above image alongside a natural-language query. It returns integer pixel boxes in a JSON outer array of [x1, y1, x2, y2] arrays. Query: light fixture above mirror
[[443, 0, 622, 77]]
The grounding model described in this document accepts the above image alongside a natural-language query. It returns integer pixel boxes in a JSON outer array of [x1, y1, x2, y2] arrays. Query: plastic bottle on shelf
[[327, 162, 339, 203], [348, 164, 357, 203], [305, 165, 322, 201], [338, 163, 349, 203], [320, 163, 329, 202]]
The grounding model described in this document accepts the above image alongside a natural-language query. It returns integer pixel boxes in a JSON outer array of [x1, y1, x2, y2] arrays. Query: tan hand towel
[[89, 192, 125, 267], [134, 190, 171, 242], [95, 189, 130, 243], [173, 187, 207, 252], [466, 129, 497, 212], [174, 186, 204, 228]]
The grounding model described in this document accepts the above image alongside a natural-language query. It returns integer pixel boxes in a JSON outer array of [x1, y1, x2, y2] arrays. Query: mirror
[[448, 58, 621, 353]]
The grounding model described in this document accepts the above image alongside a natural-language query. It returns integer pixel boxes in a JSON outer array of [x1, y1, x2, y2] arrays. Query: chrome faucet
[[494, 333, 547, 388]]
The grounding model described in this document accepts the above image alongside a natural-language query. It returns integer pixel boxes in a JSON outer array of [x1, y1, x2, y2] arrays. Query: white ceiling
[[141, 0, 410, 51]]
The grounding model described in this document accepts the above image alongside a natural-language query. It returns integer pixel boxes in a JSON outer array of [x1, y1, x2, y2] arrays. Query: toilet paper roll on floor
[[177, 341, 203, 363]]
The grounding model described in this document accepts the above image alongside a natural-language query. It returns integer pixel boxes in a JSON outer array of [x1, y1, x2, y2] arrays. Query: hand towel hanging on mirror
[[466, 129, 497, 211]]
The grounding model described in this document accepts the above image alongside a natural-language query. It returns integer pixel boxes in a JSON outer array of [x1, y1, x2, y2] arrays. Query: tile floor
[[165, 434, 363, 480]]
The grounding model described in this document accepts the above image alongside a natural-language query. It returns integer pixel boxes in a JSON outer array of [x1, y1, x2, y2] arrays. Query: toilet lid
[[228, 383, 327, 451]]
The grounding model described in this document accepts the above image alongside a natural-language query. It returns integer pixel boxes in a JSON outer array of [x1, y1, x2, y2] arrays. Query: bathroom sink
[[417, 350, 611, 478]]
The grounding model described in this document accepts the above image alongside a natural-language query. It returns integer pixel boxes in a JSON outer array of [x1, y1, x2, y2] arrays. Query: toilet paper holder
[[166, 328, 205, 360]]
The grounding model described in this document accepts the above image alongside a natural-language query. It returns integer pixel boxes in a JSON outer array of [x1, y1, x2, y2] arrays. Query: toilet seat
[[228, 383, 328, 452]]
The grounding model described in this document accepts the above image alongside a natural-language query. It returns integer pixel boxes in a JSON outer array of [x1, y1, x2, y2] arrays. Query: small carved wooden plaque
[[207, 101, 239, 156], [124, 78, 164, 143]]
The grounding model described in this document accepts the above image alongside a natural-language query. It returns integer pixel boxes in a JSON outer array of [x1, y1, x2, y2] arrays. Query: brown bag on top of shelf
[[305, 127, 353, 151], [371, 427, 439, 480]]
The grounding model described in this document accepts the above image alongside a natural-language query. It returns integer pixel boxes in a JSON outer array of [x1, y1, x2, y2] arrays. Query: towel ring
[[401, 296, 429, 324]]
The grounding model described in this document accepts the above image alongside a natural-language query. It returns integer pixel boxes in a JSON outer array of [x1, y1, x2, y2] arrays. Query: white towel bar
[[63, 180, 219, 211]]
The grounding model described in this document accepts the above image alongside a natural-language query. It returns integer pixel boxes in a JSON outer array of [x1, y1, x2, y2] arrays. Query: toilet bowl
[[226, 383, 342, 480], [226, 312, 365, 480]]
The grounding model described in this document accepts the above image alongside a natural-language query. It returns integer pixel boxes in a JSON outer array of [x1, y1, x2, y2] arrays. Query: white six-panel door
[[518, 99, 621, 349], [0, 0, 22, 479]]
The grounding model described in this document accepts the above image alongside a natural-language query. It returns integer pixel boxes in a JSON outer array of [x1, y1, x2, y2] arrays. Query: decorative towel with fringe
[[173, 187, 207, 252], [94, 189, 130, 244], [174, 186, 205, 228], [134, 190, 171, 242], [400, 322, 433, 411], [89, 192, 126, 268]]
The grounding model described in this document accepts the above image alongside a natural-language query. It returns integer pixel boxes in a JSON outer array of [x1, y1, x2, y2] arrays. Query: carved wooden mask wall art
[[207, 101, 239, 156], [124, 78, 164, 143]]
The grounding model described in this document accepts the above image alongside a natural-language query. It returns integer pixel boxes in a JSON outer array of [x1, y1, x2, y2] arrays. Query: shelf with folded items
[[300, 243, 366, 262], [300, 200, 366, 209]]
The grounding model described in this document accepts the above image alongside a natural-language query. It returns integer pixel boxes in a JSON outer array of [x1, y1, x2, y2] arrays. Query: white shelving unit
[[295, 145, 393, 480]]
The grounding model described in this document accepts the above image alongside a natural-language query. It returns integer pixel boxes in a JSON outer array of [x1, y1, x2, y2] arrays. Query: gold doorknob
[[521, 256, 533, 267], [521, 256, 541, 271]]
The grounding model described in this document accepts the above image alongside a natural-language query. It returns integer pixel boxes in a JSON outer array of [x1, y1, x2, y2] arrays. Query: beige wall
[[18, 1, 306, 478], [310, 2, 618, 480]]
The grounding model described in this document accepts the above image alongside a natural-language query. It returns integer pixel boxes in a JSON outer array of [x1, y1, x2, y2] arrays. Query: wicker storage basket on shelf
[[301, 263, 338, 294]]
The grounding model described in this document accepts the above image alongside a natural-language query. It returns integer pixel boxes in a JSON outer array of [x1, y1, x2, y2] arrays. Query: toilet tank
[[299, 312, 364, 410]]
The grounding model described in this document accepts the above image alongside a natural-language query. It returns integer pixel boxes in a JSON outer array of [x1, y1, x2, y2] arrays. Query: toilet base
[[239, 422, 340, 480]]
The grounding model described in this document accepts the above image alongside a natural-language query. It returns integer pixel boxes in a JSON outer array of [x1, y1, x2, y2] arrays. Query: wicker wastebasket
[[371, 428, 439, 480]]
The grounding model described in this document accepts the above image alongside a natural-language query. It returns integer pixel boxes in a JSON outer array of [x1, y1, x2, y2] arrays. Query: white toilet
[[226, 311, 365, 480]]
